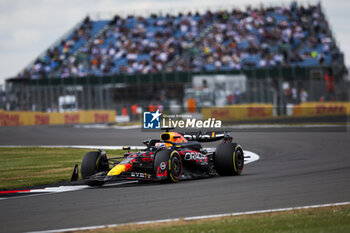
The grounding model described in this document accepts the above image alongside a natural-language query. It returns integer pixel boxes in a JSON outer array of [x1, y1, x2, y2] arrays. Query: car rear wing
[[180, 131, 232, 143]]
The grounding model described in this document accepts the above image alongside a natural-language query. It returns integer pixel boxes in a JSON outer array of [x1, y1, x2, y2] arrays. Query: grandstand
[[16, 2, 345, 79], [4, 2, 348, 112]]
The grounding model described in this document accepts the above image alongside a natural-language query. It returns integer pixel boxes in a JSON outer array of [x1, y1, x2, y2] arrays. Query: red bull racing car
[[79, 129, 244, 186]]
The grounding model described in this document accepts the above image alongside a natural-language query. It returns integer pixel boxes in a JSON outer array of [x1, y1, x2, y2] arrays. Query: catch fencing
[[3, 66, 349, 114]]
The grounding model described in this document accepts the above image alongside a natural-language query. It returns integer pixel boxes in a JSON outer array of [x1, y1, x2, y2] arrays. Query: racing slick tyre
[[81, 151, 108, 186], [215, 143, 244, 176], [154, 149, 182, 183]]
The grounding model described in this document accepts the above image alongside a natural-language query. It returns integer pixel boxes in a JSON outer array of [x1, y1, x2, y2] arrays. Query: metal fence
[[3, 66, 349, 114]]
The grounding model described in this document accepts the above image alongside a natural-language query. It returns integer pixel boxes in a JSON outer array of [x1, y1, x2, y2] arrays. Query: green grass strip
[[91, 205, 350, 233], [0, 147, 124, 190]]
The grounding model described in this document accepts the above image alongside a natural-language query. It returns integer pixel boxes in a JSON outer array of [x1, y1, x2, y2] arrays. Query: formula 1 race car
[[79, 129, 244, 186]]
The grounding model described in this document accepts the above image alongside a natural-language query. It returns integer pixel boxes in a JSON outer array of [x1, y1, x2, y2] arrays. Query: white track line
[[26, 201, 350, 233], [29, 185, 90, 193], [0, 181, 138, 201]]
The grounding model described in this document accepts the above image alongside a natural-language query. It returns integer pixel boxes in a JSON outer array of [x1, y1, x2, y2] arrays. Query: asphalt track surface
[[0, 125, 349, 233]]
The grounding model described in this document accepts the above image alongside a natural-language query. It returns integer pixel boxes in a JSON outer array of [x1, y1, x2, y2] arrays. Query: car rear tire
[[215, 143, 244, 176], [81, 151, 107, 186], [154, 149, 182, 183]]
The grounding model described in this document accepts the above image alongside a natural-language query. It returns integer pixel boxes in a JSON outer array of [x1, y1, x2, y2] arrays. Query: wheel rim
[[235, 150, 243, 170], [171, 157, 181, 178]]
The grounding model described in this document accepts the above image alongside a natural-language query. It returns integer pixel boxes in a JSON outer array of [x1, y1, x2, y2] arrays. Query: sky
[[0, 0, 349, 86]]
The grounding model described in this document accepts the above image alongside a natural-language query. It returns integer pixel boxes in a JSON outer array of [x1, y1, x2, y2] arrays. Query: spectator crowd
[[17, 2, 343, 79]]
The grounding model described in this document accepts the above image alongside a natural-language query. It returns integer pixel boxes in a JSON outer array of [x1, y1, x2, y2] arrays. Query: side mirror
[[123, 146, 131, 151], [123, 146, 131, 156]]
